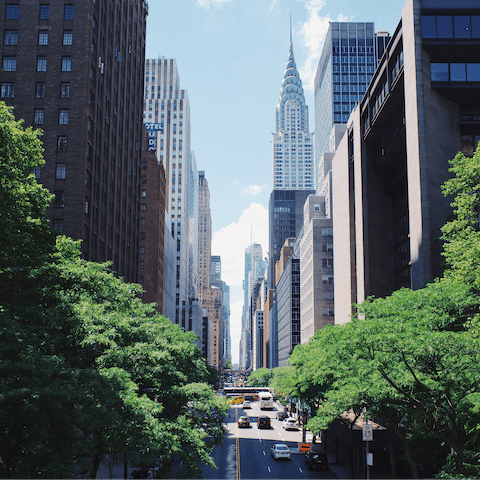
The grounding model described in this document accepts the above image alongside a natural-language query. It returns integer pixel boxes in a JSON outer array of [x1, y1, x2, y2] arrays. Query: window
[[2, 56, 16, 71], [6, 5, 19, 19], [56, 164, 66, 179], [38, 30, 48, 45], [59, 109, 69, 125], [140, 232, 145, 240], [467, 63, 480, 82], [36, 83, 45, 98], [53, 220, 64, 233], [37, 56, 47, 71], [39, 5, 49, 19], [62, 57, 71, 71], [34, 109, 44, 125], [139, 246, 145, 255], [60, 82, 70, 98], [141, 189, 147, 197], [33, 167, 41, 179], [4, 30, 18, 45], [63, 30, 72, 45], [140, 217, 146, 226], [57, 136, 67, 152], [1, 83, 14, 98], [84, 198, 89, 214], [54, 191, 65, 208], [64, 4, 74, 19], [140, 204, 146, 211]]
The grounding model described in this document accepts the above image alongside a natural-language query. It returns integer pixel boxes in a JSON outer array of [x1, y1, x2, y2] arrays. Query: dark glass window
[[1, 83, 14, 98], [57, 136, 68, 152], [473, 16, 480, 38], [4, 30, 18, 45], [450, 63, 466, 81], [63, 31, 72, 45], [37, 56, 47, 71], [53, 220, 64, 232], [421, 15, 436, 38], [431, 63, 449, 81], [454, 16, 471, 38], [56, 164, 66, 179], [6, 5, 19, 19], [38, 30, 48, 45], [54, 191, 65, 208], [64, 5, 74, 19], [34, 109, 44, 125], [36, 83, 45, 98], [62, 57, 71, 71], [59, 109, 69, 125], [39, 5, 49, 19], [2, 56, 16, 71], [60, 83, 70, 98], [467, 63, 480, 82], [437, 16, 453, 38]]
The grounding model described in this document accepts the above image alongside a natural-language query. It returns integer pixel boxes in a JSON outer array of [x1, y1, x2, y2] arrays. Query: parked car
[[243, 400, 251, 409], [244, 394, 254, 402], [270, 443, 291, 460], [238, 416, 250, 428], [304, 443, 329, 470], [283, 417, 297, 430], [276, 411, 288, 421], [257, 415, 271, 429]]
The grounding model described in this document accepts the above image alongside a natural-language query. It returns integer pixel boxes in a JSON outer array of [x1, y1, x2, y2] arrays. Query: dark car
[[244, 394, 254, 402], [257, 415, 271, 429], [276, 411, 288, 421], [305, 444, 329, 470]]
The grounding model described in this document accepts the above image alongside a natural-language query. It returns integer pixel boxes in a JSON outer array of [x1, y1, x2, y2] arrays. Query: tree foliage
[[246, 367, 272, 387], [0, 104, 227, 478]]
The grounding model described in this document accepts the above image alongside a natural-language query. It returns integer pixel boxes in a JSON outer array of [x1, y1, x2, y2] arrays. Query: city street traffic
[[202, 399, 336, 479]]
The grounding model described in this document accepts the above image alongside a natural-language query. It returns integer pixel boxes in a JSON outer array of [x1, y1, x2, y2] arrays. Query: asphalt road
[[202, 401, 336, 479]]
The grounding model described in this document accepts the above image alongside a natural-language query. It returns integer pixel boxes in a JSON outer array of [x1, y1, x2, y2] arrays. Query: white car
[[283, 417, 298, 430], [242, 400, 251, 409], [270, 443, 291, 460]]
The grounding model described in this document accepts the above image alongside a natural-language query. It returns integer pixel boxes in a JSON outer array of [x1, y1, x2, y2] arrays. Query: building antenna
[[290, 12, 292, 44]]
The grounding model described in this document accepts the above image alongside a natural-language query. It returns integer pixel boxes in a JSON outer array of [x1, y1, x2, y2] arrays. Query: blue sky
[[145, 0, 406, 364]]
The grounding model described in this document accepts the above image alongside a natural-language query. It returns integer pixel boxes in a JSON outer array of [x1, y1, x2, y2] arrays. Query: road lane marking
[[263, 451, 266, 455], [268, 467, 271, 473], [299, 467, 303, 473]]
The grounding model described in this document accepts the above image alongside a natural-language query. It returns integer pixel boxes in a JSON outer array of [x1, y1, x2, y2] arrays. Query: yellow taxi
[[228, 396, 245, 405]]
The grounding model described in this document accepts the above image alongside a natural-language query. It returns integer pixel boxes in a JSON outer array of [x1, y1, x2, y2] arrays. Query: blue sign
[[144, 122, 163, 151]]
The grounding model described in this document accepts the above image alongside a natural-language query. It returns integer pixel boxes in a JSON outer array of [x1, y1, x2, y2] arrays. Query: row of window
[[2, 56, 71, 72], [431, 62, 480, 82], [32, 108, 69, 125], [6, 4, 74, 20], [422, 15, 480, 39], [4, 29, 72, 46], [1, 82, 70, 99]]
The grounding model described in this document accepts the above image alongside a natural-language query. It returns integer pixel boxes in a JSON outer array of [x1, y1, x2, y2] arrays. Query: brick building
[[0, 0, 147, 282]]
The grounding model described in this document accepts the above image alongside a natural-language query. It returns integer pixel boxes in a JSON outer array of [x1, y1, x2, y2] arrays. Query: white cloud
[[298, 0, 331, 94], [196, 0, 232, 8], [241, 184, 267, 196], [212, 203, 268, 286]]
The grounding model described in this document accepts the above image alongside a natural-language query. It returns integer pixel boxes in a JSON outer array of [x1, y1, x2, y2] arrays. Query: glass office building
[[314, 23, 388, 162]]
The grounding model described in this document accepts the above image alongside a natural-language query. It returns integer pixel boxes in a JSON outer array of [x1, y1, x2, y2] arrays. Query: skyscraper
[[271, 29, 314, 191], [314, 22, 388, 163], [0, 0, 148, 283], [268, 29, 315, 284], [144, 58, 201, 334]]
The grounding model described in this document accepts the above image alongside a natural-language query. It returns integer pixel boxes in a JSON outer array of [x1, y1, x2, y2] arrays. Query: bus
[[259, 391, 274, 410]]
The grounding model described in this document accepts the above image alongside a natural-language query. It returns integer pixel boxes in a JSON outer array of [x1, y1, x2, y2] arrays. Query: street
[[202, 400, 337, 479]]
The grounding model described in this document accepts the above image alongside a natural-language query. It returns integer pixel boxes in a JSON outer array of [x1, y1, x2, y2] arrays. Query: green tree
[[441, 142, 480, 291], [0, 107, 228, 478], [290, 280, 480, 478], [247, 367, 272, 386]]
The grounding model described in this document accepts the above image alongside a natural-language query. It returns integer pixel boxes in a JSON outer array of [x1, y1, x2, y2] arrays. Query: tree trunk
[[390, 422, 419, 479]]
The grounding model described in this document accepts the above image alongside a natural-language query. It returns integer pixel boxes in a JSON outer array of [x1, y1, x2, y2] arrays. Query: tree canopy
[[0, 103, 227, 479]]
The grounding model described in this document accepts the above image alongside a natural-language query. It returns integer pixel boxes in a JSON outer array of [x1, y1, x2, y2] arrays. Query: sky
[[145, 0, 407, 365]]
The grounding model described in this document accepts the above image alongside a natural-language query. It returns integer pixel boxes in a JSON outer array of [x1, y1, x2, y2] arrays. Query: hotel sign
[[144, 122, 164, 151]]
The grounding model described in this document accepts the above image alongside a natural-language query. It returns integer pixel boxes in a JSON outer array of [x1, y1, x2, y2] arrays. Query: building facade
[[332, 0, 480, 324], [0, 0, 148, 282], [143, 58, 202, 334]]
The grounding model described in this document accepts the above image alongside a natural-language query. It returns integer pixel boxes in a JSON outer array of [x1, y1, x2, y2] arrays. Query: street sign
[[362, 424, 373, 442]]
